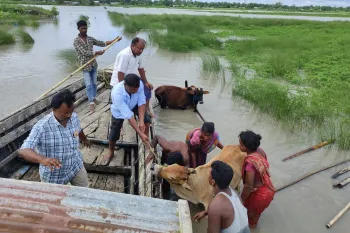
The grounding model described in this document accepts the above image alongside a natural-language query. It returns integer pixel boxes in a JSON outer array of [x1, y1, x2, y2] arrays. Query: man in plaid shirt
[[74, 20, 117, 112], [19, 89, 91, 186]]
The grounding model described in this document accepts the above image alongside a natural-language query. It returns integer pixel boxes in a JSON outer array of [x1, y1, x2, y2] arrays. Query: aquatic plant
[[79, 15, 89, 22], [57, 48, 80, 70], [17, 29, 34, 44], [201, 54, 222, 74], [0, 29, 15, 45]]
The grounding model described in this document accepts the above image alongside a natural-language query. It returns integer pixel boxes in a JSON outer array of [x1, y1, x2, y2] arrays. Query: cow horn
[[185, 80, 188, 88]]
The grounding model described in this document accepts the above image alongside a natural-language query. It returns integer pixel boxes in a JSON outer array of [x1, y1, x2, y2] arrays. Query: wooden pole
[[331, 166, 350, 179], [37, 36, 122, 100], [282, 140, 335, 162], [196, 109, 206, 123], [326, 201, 350, 228], [276, 159, 350, 192]]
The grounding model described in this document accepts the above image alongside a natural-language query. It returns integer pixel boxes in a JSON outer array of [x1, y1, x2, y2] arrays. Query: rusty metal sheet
[[0, 178, 182, 233]]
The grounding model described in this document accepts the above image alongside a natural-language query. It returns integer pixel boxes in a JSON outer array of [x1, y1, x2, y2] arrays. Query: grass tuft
[[17, 29, 34, 44], [57, 48, 80, 70], [0, 29, 15, 45]]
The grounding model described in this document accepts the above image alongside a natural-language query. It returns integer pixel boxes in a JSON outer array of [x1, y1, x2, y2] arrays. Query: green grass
[[16, 29, 34, 44], [108, 12, 350, 149], [201, 54, 222, 74], [57, 48, 80, 70], [0, 29, 15, 45], [79, 14, 89, 22]]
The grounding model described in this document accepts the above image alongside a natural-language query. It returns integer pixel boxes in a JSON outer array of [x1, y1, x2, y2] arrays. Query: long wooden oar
[[282, 140, 335, 162], [37, 36, 122, 100], [276, 158, 350, 192], [326, 201, 350, 228]]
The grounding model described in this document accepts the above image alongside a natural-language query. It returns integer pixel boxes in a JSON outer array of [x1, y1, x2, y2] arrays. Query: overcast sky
[[200, 0, 350, 7]]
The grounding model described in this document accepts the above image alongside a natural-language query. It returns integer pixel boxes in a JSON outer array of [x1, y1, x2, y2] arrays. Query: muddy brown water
[[1, 6, 350, 233]]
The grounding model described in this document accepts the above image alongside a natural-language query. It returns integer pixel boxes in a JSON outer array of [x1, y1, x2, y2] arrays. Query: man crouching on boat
[[18, 89, 91, 187], [104, 73, 150, 162]]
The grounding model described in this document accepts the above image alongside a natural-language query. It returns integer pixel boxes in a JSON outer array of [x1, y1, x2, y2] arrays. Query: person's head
[[166, 151, 185, 166], [238, 130, 262, 153], [124, 73, 140, 94], [77, 20, 88, 36], [51, 89, 76, 124], [209, 160, 233, 193], [200, 122, 215, 143], [131, 37, 146, 56]]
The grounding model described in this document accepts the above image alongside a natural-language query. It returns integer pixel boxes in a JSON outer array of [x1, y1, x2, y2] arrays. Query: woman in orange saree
[[239, 130, 275, 228]]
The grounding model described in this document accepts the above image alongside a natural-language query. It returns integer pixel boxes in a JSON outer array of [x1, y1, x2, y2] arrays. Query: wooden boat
[[0, 65, 193, 232]]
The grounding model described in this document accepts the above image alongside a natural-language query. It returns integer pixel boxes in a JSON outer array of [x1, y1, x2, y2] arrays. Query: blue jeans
[[83, 66, 97, 103]]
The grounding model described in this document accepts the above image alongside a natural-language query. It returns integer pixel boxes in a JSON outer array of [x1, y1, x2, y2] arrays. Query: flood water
[[1, 6, 350, 233]]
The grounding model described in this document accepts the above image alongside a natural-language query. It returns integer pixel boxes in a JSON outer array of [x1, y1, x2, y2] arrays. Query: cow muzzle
[[150, 163, 162, 177]]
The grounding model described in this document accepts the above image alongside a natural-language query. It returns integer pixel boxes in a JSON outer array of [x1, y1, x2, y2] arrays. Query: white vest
[[219, 187, 250, 233]]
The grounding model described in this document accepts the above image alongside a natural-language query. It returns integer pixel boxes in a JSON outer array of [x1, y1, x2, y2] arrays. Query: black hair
[[77, 20, 87, 29], [211, 160, 233, 190], [239, 130, 262, 152], [166, 151, 185, 166], [124, 74, 140, 88], [131, 37, 146, 46], [201, 122, 215, 134], [51, 89, 76, 109]]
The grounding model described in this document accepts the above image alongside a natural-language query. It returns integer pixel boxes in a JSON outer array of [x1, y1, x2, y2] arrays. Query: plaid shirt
[[21, 112, 83, 184], [73, 35, 106, 72]]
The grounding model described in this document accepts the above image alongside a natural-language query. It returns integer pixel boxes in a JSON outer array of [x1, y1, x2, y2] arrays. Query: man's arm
[[138, 68, 148, 84], [118, 72, 125, 82], [137, 82, 146, 131], [207, 200, 222, 233], [217, 142, 224, 150], [18, 124, 61, 170]]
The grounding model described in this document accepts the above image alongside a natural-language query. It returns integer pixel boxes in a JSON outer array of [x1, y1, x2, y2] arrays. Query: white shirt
[[110, 80, 146, 119], [110, 46, 143, 86]]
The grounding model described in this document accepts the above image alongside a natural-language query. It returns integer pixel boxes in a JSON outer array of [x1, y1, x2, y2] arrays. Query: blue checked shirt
[[21, 112, 83, 184]]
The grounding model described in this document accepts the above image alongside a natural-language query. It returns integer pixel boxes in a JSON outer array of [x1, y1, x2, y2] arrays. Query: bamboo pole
[[331, 166, 350, 179], [282, 140, 335, 162], [196, 109, 206, 123], [276, 159, 350, 192], [326, 201, 350, 228], [37, 36, 122, 100]]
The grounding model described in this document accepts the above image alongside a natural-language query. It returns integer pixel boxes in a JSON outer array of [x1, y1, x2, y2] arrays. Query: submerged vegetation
[[79, 14, 90, 22], [16, 29, 35, 44], [108, 12, 350, 149], [0, 29, 15, 45], [57, 48, 80, 70]]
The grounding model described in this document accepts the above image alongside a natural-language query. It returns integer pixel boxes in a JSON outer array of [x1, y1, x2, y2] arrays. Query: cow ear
[[181, 182, 193, 191], [203, 91, 210, 94], [186, 88, 195, 95]]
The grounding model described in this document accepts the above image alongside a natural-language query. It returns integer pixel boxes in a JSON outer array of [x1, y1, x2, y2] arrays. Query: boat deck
[[11, 86, 140, 194]]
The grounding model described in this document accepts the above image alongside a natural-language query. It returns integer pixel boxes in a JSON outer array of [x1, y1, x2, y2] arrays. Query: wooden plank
[[130, 149, 135, 195], [10, 165, 31, 180], [21, 166, 40, 182], [178, 199, 193, 233], [81, 144, 103, 165], [105, 175, 124, 192], [77, 89, 111, 119], [80, 104, 110, 129], [138, 139, 145, 196], [0, 150, 18, 170], [74, 83, 105, 111], [0, 79, 85, 135], [108, 148, 124, 167], [94, 112, 111, 140], [87, 173, 99, 188], [94, 174, 108, 190], [84, 164, 131, 175], [0, 109, 51, 149], [122, 120, 137, 144], [82, 120, 99, 136]]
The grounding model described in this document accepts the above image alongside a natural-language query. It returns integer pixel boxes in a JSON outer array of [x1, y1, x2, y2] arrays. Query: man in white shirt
[[110, 37, 154, 118], [104, 73, 150, 162]]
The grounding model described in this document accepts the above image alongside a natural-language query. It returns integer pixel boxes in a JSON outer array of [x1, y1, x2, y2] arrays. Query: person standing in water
[[186, 122, 224, 168], [239, 130, 275, 228], [193, 160, 250, 233], [73, 20, 118, 112]]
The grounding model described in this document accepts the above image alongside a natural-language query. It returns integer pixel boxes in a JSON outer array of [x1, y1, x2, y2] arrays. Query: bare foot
[[103, 152, 114, 164], [89, 103, 95, 112]]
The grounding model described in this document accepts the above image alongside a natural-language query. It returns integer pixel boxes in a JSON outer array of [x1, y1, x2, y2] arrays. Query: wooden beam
[[0, 150, 19, 170], [87, 138, 138, 148], [84, 164, 131, 175], [130, 148, 135, 195]]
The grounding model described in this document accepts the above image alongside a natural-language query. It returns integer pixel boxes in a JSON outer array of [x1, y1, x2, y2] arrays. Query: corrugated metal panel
[[0, 178, 182, 233]]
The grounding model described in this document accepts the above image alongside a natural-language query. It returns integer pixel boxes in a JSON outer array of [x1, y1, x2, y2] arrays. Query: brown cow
[[151, 145, 246, 210], [154, 82, 209, 112]]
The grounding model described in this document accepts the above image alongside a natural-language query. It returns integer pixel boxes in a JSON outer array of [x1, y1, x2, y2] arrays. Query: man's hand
[[140, 133, 149, 144], [145, 82, 153, 90], [40, 158, 61, 171], [193, 210, 207, 222], [139, 122, 145, 133], [95, 50, 105, 56], [82, 139, 91, 148]]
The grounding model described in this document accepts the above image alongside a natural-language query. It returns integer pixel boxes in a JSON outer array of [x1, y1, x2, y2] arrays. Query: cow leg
[[156, 94, 168, 109], [193, 104, 198, 112]]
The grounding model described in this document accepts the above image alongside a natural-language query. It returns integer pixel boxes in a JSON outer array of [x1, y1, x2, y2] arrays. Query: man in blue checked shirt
[[19, 89, 91, 187], [104, 73, 150, 162]]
